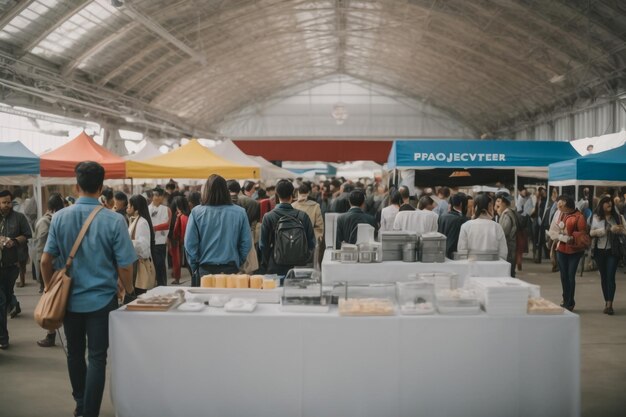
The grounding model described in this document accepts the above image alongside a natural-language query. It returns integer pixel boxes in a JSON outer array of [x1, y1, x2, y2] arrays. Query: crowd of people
[[1, 161, 626, 416]]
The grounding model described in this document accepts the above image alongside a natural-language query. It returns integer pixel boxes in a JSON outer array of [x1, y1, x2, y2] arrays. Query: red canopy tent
[[40, 132, 126, 179]]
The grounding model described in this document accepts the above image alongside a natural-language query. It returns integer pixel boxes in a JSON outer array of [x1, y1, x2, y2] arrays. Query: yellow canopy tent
[[126, 139, 259, 179]]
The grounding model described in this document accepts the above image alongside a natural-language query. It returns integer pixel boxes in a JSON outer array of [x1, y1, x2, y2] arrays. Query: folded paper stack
[[469, 277, 531, 315]]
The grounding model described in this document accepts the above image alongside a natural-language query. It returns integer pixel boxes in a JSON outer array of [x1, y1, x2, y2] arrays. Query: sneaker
[[37, 335, 56, 348], [0, 343, 8, 350], [607, 307, 615, 315], [9, 303, 21, 319]]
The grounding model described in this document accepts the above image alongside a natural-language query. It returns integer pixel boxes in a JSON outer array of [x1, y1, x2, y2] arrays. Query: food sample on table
[[224, 297, 258, 313], [250, 275, 264, 289], [126, 292, 183, 311], [200, 275, 215, 288], [338, 298, 395, 316], [214, 274, 227, 288], [263, 278, 276, 290], [400, 299, 435, 315], [528, 297, 565, 314], [226, 275, 237, 288], [236, 274, 249, 288]]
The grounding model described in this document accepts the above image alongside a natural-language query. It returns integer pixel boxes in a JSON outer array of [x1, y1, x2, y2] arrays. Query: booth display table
[[110, 298, 579, 417], [321, 249, 512, 285]]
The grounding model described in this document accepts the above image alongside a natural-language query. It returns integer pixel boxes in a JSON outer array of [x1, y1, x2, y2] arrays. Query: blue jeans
[[556, 251, 583, 309], [594, 249, 618, 302], [63, 295, 118, 417], [0, 265, 19, 345]]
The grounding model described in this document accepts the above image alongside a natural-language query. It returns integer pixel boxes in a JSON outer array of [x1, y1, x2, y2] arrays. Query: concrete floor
[[0, 261, 624, 417]]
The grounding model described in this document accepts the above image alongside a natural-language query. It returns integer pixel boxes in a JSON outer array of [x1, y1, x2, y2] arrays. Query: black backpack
[[273, 212, 309, 266]]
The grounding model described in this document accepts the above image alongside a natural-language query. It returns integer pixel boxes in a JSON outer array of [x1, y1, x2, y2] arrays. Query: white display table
[[322, 249, 511, 286], [110, 298, 579, 417]]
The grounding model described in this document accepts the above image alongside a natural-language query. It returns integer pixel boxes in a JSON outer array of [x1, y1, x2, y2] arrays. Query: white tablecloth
[[322, 250, 511, 286], [110, 302, 580, 417]]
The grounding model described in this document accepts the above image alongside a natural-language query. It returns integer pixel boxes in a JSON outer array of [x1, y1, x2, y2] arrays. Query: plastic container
[[380, 231, 418, 261], [420, 233, 446, 263], [417, 272, 458, 291], [436, 289, 481, 315], [396, 281, 435, 315], [467, 251, 500, 261], [340, 243, 359, 263]]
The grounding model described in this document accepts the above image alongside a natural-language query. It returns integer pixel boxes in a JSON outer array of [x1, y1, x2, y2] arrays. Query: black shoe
[[73, 407, 83, 416], [37, 334, 56, 348], [9, 303, 21, 319], [607, 307, 614, 315], [0, 343, 8, 350]]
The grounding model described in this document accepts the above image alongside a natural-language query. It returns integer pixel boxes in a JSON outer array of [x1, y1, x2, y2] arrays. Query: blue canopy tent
[[549, 143, 626, 188], [387, 139, 581, 189], [0, 141, 43, 218], [0, 141, 40, 177]]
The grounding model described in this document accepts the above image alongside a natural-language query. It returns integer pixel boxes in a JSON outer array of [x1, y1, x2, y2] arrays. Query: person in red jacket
[[553, 195, 588, 311], [170, 196, 189, 285]]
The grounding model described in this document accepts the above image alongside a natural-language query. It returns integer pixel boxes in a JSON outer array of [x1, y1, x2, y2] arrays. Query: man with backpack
[[259, 180, 316, 276], [335, 189, 377, 249]]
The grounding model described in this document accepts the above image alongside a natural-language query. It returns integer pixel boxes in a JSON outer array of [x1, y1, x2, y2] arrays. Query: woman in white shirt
[[127, 195, 156, 295], [380, 190, 401, 232], [589, 195, 626, 315], [458, 193, 508, 261]]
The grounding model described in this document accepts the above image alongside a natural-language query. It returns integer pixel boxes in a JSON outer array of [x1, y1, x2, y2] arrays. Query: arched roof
[[0, 0, 624, 137]]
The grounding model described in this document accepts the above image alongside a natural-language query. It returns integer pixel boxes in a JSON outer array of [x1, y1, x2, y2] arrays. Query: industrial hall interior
[[0, 1, 626, 417]]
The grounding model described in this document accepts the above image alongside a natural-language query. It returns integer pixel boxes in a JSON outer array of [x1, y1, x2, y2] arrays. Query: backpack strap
[[66, 206, 103, 269]]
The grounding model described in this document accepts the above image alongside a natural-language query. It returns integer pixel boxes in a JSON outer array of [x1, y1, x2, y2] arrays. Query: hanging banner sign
[[388, 140, 580, 169]]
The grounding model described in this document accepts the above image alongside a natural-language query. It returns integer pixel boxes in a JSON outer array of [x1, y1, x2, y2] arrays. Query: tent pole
[[35, 175, 43, 219], [514, 169, 518, 202]]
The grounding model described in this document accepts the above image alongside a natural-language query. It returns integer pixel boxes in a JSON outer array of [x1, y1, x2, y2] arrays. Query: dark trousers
[[0, 265, 19, 345], [557, 251, 583, 309], [195, 263, 239, 287], [594, 249, 618, 302], [152, 244, 167, 287], [532, 223, 547, 261], [63, 295, 118, 417]]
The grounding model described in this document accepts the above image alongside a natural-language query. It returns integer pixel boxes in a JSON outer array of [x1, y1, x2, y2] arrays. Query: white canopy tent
[[335, 160, 383, 180], [251, 156, 296, 182]]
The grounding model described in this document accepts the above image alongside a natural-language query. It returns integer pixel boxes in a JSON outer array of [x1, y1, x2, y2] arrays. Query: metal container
[[420, 232, 446, 263], [380, 231, 418, 261], [402, 242, 417, 262]]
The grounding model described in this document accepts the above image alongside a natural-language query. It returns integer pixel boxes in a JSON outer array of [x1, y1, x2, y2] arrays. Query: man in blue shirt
[[41, 161, 136, 417]]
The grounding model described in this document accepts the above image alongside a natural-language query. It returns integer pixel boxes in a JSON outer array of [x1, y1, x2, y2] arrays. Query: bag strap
[[130, 216, 139, 240], [66, 206, 104, 269]]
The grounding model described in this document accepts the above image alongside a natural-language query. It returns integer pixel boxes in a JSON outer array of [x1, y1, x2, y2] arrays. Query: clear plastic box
[[338, 282, 397, 316], [396, 281, 435, 315], [417, 272, 458, 291], [436, 289, 481, 315]]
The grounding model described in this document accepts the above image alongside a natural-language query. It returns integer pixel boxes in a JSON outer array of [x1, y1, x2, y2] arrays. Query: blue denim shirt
[[44, 197, 137, 313], [184, 204, 252, 271]]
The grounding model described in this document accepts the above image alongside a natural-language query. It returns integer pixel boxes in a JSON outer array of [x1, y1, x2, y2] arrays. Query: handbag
[[34, 206, 103, 331], [130, 216, 156, 290], [610, 215, 626, 260]]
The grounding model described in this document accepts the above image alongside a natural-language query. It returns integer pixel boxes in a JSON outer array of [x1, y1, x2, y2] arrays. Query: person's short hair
[[538, 187, 546, 193], [495, 192, 512, 206], [242, 180, 255, 193], [298, 183, 311, 195], [348, 190, 365, 207], [165, 180, 177, 191], [0, 189, 13, 200], [114, 192, 128, 205], [75, 161, 105, 194], [449, 194, 464, 208], [152, 187, 165, 197], [399, 186, 410, 200], [418, 195, 434, 210], [557, 195, 575, 210], [331, 179, 341, 189], [343, 183, 355, 193], [438, 187, 450, 198], [276, 180, 294, 200], [188, 191, 201, 207], [227, 179, 241, 194], [390, 190, 402, 206], [202, 175, 232, 206], [48, 193, 65, 212], [256, 189, 268, 199]]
